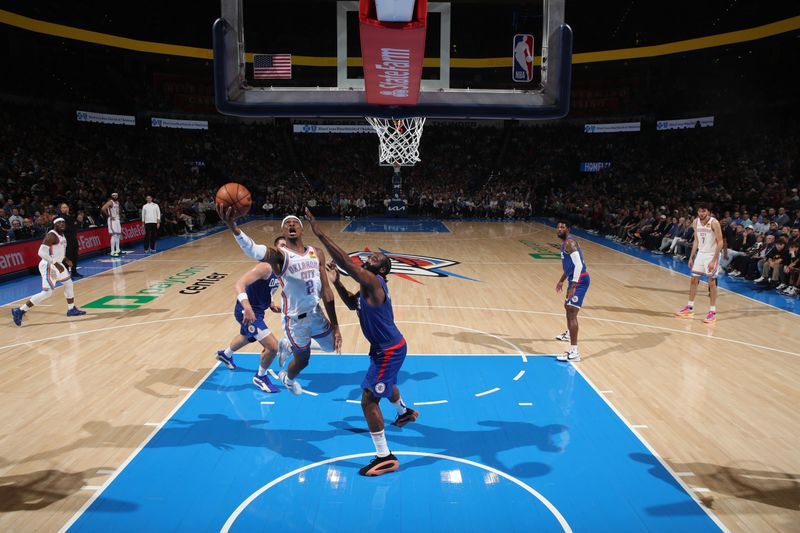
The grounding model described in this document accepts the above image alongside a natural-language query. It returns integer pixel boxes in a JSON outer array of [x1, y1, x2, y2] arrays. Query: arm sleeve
[[38, 244, 54, 264], [569, 251, 583, 282], [234, 230, 267, 261]]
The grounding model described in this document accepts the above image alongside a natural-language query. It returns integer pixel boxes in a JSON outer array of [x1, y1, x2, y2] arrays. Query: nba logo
[[512, 34, 534, 83]]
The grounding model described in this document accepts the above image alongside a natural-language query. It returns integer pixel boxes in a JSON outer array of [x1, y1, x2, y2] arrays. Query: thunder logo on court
[[346, 247, 479, 284]]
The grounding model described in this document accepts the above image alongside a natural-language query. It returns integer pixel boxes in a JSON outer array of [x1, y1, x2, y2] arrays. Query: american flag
[[253, 54, 292, 79]]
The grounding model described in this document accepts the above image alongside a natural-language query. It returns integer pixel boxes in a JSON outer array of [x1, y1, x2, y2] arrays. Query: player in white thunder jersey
[[217, 205, 342, 395], [676, 204, 724, 324], [12, 218, 87, 326], [101, 192, 122, 256]]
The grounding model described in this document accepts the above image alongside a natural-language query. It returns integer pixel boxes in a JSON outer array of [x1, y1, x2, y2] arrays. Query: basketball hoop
[[365, 116, 426, 166]]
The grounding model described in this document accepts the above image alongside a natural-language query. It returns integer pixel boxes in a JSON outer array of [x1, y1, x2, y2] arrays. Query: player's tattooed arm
[[563, 239, 577, 254]]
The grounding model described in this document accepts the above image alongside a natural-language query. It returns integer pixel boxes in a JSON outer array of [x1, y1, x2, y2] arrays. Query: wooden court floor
[[1, 219, 798, 532]]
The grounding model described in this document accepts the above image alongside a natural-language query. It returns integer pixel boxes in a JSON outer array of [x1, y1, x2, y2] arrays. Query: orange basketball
[[215, 182, 252, 219]]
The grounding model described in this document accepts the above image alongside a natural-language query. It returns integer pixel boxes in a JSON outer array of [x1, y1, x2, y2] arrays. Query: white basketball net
[[365, 116, 426, 166]]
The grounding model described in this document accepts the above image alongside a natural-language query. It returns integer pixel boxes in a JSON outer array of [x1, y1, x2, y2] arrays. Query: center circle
[[223, 452, 571, 532]]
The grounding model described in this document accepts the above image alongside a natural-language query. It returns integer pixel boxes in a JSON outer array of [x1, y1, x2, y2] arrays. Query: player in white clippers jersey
[[217, 205, 342, 395], [101, 192, 122, 256], [11, 218, 87, 326], [676, 204, 723, 324]]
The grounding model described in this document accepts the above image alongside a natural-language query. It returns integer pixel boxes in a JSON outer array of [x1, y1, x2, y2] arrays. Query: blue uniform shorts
[[566, 274, 590, 309], [234, 307, 270, 343], [361, 338, 407, 398]]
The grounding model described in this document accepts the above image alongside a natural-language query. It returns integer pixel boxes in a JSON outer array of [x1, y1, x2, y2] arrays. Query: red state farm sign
[[359, 0, 427, 106], [0, 222, 146, 276]]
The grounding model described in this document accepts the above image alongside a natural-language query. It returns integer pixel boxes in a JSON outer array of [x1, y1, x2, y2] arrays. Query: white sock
[[391, 397, 408, 415], [68, 303, 75, 310], [709, 306, 716, 312], [569, 344, 578, 354], [258, 365, 267, 376], [370, 430, 390, 457], [687, 301, 694, 308], [20, 304, 29, 312], [224, 347, 233, 356]]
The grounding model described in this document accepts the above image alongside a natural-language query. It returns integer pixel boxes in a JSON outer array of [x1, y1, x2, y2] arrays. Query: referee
[[141, 195, 161, 253], [59, 202, 82, 278]]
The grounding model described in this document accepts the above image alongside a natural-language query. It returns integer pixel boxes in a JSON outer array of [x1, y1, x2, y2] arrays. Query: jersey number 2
[[305, 280, 314, 295]]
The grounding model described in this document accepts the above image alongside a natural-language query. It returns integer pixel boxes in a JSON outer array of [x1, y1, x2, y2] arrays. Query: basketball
[[215, 182, 251, 219]]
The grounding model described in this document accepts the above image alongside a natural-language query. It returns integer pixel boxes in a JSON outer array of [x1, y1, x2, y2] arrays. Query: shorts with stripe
[[361, 338, 407, 399], [565, 273, 590, 309], [282, 305, 333, 352], [234, 307, 271, 343], [39, 260, 69, 290]]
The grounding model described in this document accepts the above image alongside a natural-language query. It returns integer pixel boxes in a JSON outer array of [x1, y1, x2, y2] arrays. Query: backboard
[[213, 0, 572, 120]]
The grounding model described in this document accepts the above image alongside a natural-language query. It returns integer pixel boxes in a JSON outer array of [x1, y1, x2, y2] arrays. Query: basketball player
[[676, 204, 724, 323], [304, 208, 417, 476], [11, 218, 87, 326], [216, 205, 342, 395], [215, 236, 286, 393], [554, 221, 589, 362], [101, 192, 122, 256]]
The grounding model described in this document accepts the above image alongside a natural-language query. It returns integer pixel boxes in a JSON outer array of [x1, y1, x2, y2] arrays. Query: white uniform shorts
[[692, 251, 721, 278], [108, 219, 122, 234], [283, 305, 334, 352], [39, 261, 70, 290]]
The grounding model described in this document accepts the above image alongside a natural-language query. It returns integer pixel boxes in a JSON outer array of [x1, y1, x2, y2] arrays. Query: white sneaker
[[776, 283, 787, 291], [555, 330, 570, 342], [277, 337, 292, 367], [556, 351, 581, 362], [278, 370, 303, 395], [753, 277, 765, 283]]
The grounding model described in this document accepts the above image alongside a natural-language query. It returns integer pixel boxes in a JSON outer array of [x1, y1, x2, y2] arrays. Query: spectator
[[15, 218, 35, 241], [8, 207, 23, 227], [755, 238, 789, 288], [59, 202, 82, 278], [32, 215, 48, 237], [753, 215, 770, 235], [6, 219, 22, 242], [774, 207, 790, 228], [777, 242, 799, 294]]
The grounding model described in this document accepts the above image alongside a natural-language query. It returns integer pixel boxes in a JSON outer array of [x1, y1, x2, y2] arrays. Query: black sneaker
[[359, 453, 400, 476], [394, 408, 419, 427]]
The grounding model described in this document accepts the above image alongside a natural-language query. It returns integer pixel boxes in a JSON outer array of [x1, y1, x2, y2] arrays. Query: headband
[[281, 215, 303, 228]]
